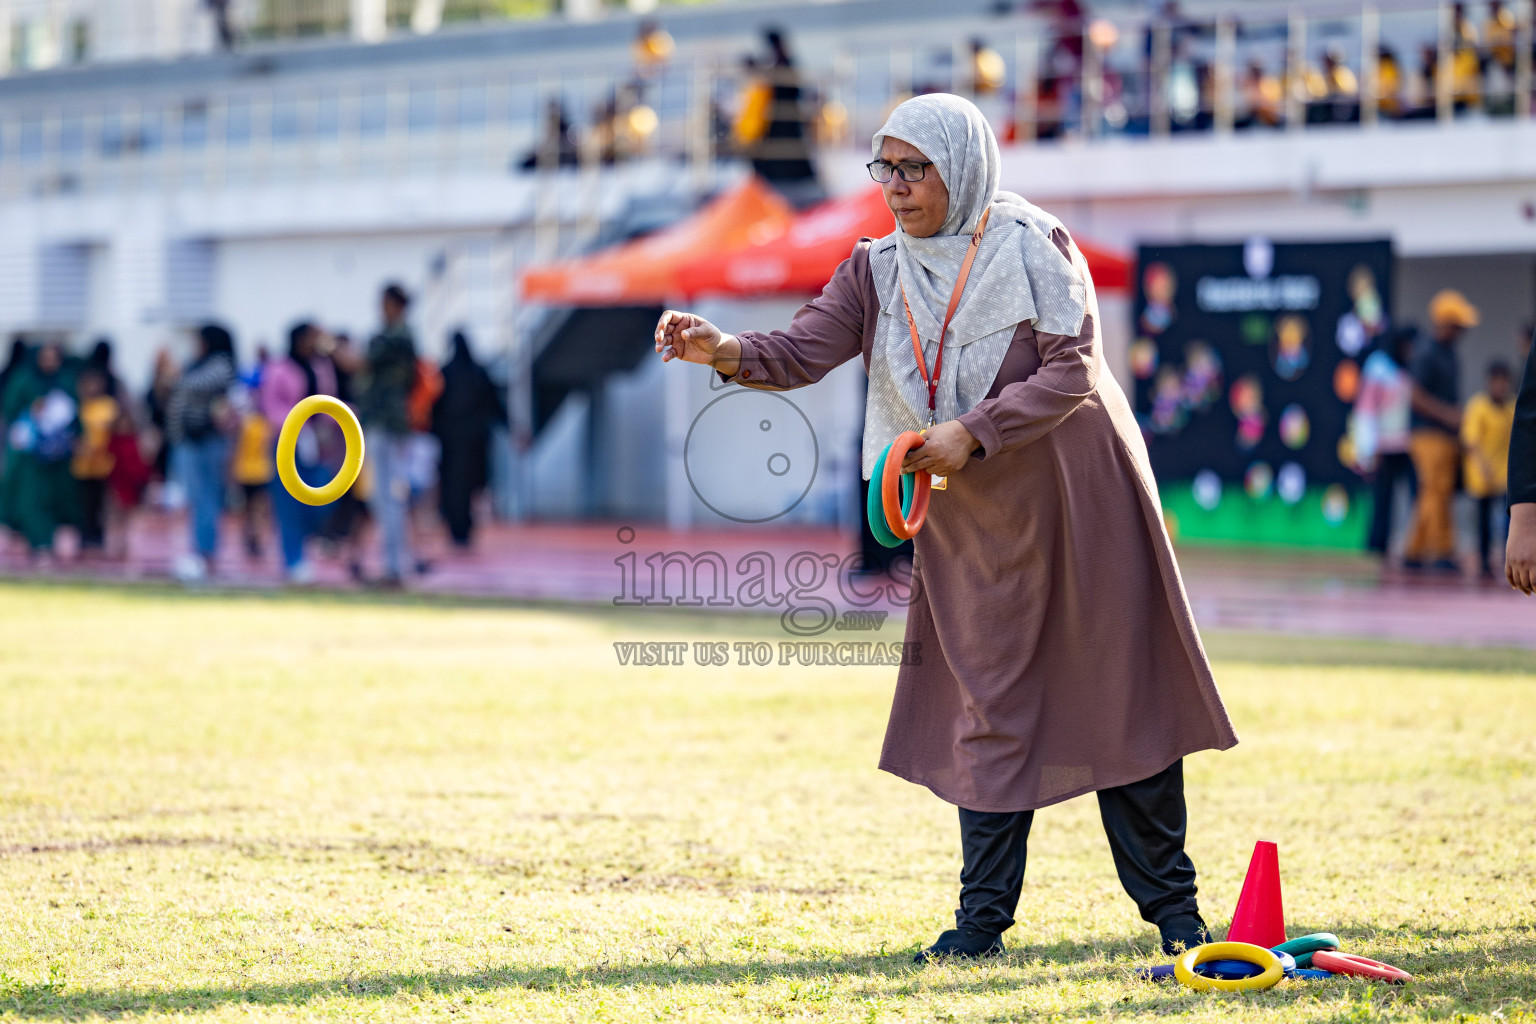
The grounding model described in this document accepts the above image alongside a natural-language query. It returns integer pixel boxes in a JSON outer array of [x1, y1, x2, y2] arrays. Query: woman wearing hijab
[[431, 331, 507, 548], [655, 95, 1237, 962]]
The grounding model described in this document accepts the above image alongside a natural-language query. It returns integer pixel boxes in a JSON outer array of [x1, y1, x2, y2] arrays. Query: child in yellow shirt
[[71, 369, 119, 552], [1462, 361, 1516, 578], [231, 408, 274, 560]]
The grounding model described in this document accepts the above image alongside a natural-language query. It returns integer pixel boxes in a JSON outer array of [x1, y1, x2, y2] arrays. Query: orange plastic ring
[[881, 431, 932, 539], [1310, 951, 1413, 984]]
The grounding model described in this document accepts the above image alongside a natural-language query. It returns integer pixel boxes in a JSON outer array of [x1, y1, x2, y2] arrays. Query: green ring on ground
[[1275, 933, 1340, 966], [867, 441, 914, 549]]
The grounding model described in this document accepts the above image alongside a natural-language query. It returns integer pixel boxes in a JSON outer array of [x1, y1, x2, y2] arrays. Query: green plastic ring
[[866, 442, 914, 549], [1275, 933, 1340, 968]]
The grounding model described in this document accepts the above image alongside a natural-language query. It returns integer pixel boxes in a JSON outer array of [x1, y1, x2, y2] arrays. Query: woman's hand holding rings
[[902, 420, 978, 477]]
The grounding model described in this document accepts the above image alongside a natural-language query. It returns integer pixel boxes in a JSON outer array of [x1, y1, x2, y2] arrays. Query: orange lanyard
[[900, 207, 991, 427]]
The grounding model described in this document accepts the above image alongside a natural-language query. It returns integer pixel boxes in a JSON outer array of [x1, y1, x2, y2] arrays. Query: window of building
[[226, 99, 253, 147]]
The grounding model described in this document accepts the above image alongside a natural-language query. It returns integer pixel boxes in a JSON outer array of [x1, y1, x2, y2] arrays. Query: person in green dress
[[1, 341, 81, 555]]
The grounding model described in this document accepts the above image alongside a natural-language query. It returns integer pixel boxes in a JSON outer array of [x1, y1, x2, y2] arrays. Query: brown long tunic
[[724, 230, 1238, 813]]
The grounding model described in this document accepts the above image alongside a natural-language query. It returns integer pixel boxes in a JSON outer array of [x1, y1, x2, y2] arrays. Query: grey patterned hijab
[[862, 93, 1088, 478]]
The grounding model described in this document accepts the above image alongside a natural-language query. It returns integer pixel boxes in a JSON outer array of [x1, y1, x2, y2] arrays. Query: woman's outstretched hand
[[901, 420, 978, 477], [656, 311, 719, 362]]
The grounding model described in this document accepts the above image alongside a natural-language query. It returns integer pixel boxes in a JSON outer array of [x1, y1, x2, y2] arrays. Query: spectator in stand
[[1305, 44, 1360, 124], [1485, 0, 1518, 114], [260, 322, 339, 584], [1166, 32, 1210, 133], [1036, 0, 1087, 138], [167, 324, 237, 584], [518, 99, 579, 171], [1353, 327, 1419, 558], [970, 38, 1007, 96], [207, 0, 234, 51], [432, 331, 507, 549], [1403, 290, 1475, 573], [743, 28, 821, 206], [1402, 43, 1440, 120], [632, 18, 674, 77], [1506, 330, 1536, 593], [1375, 45, 1405, 119], [1462, 361, 1516, 579], [1236, 59, 1283, 129], [71, 366, 118, 554], [357, 284, 419, 589], [1451, 2, 1483, 111], [1488, 0, 1517, 69], [0, 341, 79, 558]]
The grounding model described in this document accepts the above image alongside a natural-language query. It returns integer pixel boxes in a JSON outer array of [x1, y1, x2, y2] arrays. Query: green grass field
[[0, 582, 1533, 1022]]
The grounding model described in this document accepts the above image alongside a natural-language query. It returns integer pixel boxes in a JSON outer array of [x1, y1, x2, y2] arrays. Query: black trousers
[[437, 440, 487, 546], [1476, 495, 1503, 573], [955, 759, 1199, 935], [1367, 451, 1416, 555], [77, 478, 107, 549]]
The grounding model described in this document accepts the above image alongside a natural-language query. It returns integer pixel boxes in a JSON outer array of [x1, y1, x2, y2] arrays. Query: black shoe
[[912, 928, 1005, 965], [1431, 558, 1461, 574], [1158, 913, 1211, 955]]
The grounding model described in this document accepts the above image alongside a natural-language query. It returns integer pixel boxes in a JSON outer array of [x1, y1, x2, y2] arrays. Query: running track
[[1, 512, 1530, 650]]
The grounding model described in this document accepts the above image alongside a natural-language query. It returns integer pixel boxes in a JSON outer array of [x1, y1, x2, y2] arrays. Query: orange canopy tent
[[520, 177, 1132, 305], [673, 186, 896, 297], [519, 176, 794, 305], [674, 186, 1132, 298]]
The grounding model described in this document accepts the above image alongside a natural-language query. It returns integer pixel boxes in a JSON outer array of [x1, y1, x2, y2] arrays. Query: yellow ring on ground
[[1173, 942, 1285, 993], [277, 395, 365, 506]]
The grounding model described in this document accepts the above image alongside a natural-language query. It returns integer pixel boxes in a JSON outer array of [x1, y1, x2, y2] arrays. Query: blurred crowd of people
[[521, 25, 826, 207], [519, 2, 1536, 174], [1019, 1, 1535, 139], [1349, 289, 1526, 578], [0, 284, 507, 588]]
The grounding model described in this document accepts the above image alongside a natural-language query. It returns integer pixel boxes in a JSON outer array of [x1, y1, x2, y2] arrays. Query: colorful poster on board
[[1130, 238, 1393, 548]]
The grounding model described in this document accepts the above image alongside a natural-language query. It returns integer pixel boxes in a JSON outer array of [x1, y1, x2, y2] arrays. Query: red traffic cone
[[1226, 840, 1286, 948]]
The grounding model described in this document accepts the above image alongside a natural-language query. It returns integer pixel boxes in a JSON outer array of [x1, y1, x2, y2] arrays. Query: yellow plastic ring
[[1173, 942, 1285, 993], [276, 395, 365, 506]]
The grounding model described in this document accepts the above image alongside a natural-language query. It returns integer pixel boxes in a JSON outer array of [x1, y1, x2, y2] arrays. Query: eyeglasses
[[866, 159, 932, 183]]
